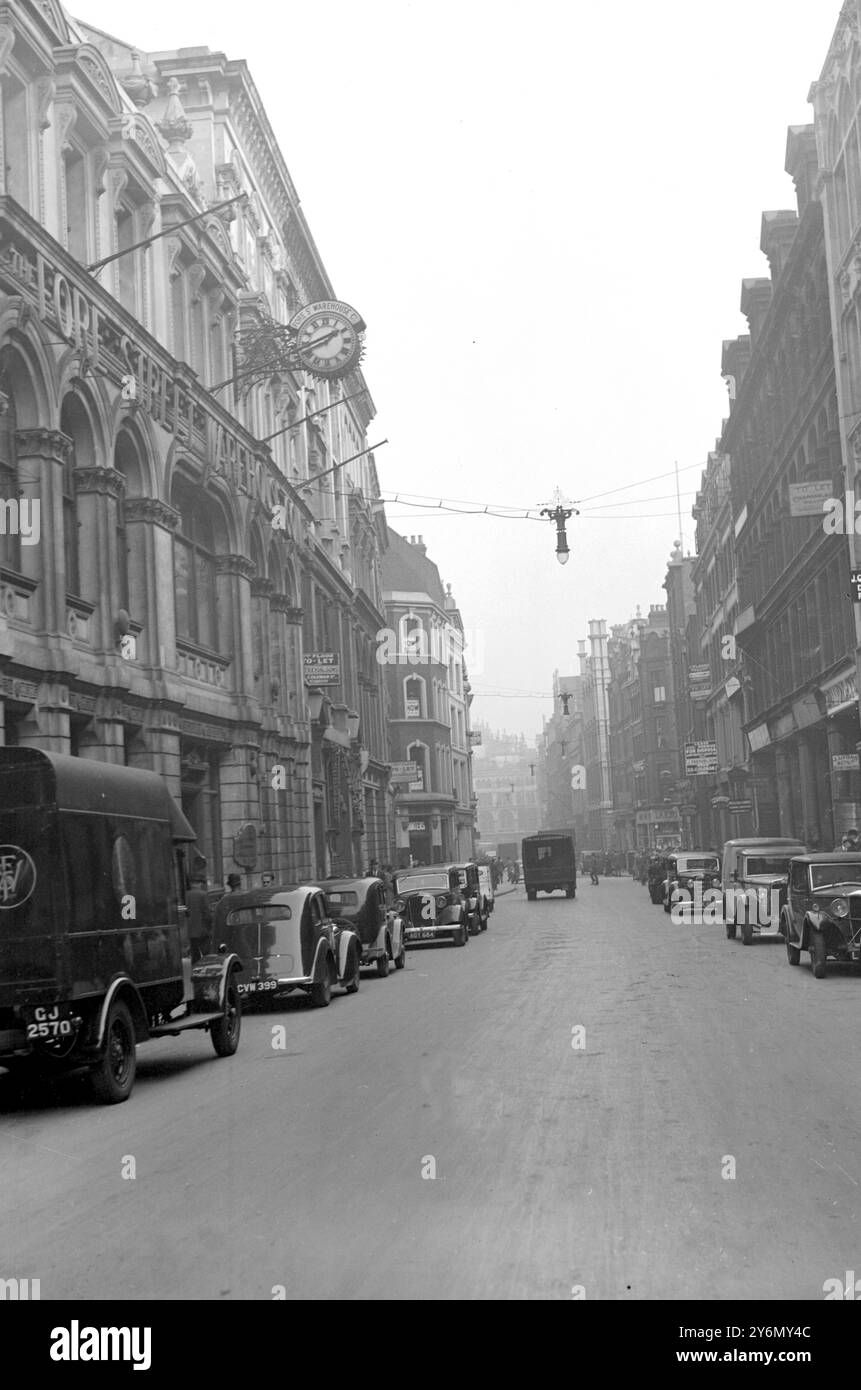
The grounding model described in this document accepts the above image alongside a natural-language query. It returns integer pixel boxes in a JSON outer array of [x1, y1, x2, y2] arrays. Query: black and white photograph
[[0, 0, 859, 1341]]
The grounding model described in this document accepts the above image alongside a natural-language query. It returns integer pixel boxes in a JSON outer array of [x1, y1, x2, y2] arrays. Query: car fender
[[192, 952, 243, 1011], [311, 936, 335, 984], [90, 976, 148, 1050], [336, 927, 360, 980], [389, 913, 404, 956]]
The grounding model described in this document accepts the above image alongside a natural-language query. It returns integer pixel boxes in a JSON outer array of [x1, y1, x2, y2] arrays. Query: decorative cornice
[[73, 465, 126, 498], [14, 427, 72, 464], [123, 497, 180, 530], [215, 553, 256, 580]]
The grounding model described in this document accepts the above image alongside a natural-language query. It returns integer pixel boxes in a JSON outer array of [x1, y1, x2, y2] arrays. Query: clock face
[[294, 310, 362, 378]]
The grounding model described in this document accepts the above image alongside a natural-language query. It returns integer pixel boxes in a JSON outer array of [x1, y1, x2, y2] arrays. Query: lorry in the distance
[[495, 841, 519, 865], [522, 831, 577, 900]]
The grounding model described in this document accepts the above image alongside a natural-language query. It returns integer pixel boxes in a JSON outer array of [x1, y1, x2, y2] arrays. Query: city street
[[1, 876, 858, 1301]]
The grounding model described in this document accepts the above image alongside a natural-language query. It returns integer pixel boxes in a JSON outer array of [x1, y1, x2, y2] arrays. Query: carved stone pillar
[[122, 498, 179, 669], [215, 554, 256, 696], [73, 466, 125, 651]]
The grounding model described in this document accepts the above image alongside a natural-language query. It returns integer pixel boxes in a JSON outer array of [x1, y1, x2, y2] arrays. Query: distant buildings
[[380, 532, 477, 865], [474, 723, 541, 853]]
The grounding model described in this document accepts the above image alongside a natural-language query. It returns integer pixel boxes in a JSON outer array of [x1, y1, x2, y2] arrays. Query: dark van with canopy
[[0, 747, 242, 1103]]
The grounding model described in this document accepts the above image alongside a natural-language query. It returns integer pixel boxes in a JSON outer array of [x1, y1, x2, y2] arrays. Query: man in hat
[[841, 828, 860, 852]]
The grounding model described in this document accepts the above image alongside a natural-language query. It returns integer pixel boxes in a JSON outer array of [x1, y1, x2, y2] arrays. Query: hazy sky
[[76, 0, 842, 741]]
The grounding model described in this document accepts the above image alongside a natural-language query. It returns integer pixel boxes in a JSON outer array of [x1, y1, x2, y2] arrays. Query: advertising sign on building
[[303, 652, 341, 686], [407, 822, 426, 832], [852, 570, 861, 603], [832, 752, 861, 772], [684, 740, 718, 775], [405, 699, 420, 718], [390, 761, 419, 782], [789, 481, 833, 516], [728, 800, 752, 814], [408, 772, 424, 792]]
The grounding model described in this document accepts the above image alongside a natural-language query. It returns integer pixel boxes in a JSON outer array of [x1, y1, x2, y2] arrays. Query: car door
[[787, 862, 807, 944]]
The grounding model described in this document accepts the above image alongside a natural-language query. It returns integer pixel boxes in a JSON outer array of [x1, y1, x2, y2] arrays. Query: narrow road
[[1, 877, 858, 1299]]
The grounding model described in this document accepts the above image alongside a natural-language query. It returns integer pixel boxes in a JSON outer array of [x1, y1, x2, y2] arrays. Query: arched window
[[114, 429, 145, 614], [406, 741, 429, 791], [404, 674, 426, 718], [172, 480, 218, 649], [0, 388, 21, 573]]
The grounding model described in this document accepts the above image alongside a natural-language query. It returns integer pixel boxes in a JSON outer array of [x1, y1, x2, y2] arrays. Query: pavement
[[1, 876, 859, 1299]]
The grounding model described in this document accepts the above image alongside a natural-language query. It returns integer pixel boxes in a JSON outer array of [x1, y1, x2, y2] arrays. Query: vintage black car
[[394, 864, 475, 947], [0, 747, 242, 1104], [215, 885, 362, 1006], [456, 861, 486, 933], [325, 876, 405, 976], [781, 853, 861, 978], [663, 851, 721, 913]]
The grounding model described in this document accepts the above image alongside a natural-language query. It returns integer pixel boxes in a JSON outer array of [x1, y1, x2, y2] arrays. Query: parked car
[[0, 747, 243, 1104], [214, 884, 361, 1007], [781, 852, 861, 978], [324, 876, 405, 975], [394, 864, 473, 947], [662, 851, 721, 913], [456, 862, 486, 933], [522, 832, 577, 900], [721, 837, 806, 943]]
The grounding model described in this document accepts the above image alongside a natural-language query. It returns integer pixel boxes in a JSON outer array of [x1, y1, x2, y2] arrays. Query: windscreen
[[743, 856, 792, 877], [810, 863, 861, 890], [396, 873, 449, 893], [678, 857, 719, 872]]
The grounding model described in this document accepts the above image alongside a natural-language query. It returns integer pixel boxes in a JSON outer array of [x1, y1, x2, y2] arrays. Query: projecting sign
[[688, 665, 711, 681], [689, 686, 712, 702], [390, 761, 418, 782], [684, 740, 718, 775], [303, 652, 340, 686], [789, 481, 833, 517]]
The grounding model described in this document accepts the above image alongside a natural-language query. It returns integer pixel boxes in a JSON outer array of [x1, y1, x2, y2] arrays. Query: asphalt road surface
[[1, 877, 859, 1300]]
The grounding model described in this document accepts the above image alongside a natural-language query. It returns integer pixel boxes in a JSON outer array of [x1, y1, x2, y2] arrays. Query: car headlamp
[[830, 899, 849, 918]]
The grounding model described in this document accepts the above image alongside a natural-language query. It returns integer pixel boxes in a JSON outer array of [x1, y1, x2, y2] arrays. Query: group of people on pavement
[[186, 871, 242, 961]]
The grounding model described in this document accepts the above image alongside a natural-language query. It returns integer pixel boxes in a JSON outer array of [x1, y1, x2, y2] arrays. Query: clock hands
[[298, 325, 351, 355]]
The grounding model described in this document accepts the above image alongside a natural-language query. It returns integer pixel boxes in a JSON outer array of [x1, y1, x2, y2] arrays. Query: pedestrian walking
[[590, 854, 599, 886]]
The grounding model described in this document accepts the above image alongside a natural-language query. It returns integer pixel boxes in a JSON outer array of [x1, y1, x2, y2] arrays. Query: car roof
[[790, 852, 861, 864], [216, 884, 317, 909], [324, 877, 381, 891], [724, 838, 806, 849]]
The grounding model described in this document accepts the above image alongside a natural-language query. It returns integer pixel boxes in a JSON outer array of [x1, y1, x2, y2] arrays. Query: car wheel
[[90, 1000, 136, 1105], [811, 931, 827, 979], [344, 947, 361, 993], [786, 932, 801, 966], [310, 969, 333, 1007], [211, 978, 241, 1057], [394, 940, 406, 969], [453, 923, 467, 947], [526, 890, 536, 902], [376, 947, 390, 978], [740, 918, 754, 945], [663, 898, 671, 914], [725, 922, 737, 939]]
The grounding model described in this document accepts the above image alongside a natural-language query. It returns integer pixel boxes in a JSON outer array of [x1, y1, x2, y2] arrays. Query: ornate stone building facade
[[0, 0, 390, 885]]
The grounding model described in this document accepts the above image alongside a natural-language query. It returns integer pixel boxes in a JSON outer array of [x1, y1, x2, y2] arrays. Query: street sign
[[685, 740, 718, 775], [303, 652, 341, 685], [789, 480, 832, 516]]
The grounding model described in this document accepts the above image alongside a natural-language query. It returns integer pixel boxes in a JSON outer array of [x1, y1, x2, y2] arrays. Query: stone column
[[797, 733, 822, 848], [774, 743, 794, 838], [72, 466, 125, 651], [216, 554, 255, 697], [14, 427, 72, 632], [122, 499, 180, 670]]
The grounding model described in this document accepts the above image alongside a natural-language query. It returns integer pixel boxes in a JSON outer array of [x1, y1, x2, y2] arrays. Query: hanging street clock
[[288, 300, 366, 380]]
